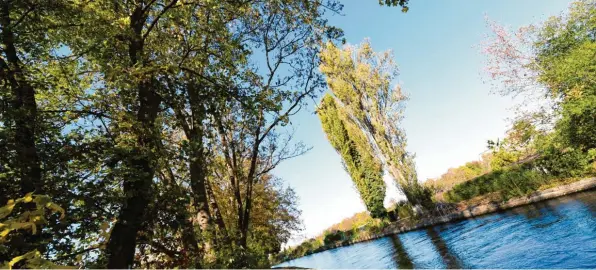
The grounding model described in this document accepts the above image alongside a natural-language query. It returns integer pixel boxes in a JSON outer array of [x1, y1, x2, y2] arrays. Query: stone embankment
[[327, 177, 596, 250]]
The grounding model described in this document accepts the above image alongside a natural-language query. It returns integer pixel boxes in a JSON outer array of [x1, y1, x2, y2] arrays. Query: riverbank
[[286, 177, 596, 258], [275, 189, 596, 268]]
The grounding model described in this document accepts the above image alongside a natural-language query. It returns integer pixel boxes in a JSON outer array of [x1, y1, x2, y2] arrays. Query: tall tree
[[157, 1, 251, 261], [0, 0, 45, 198], [63, 1, 187, 267], [319, 40, 430, 206], [318, 94, 386, 217], [208, 0, 342, 252], [0, 0, 90, 261]]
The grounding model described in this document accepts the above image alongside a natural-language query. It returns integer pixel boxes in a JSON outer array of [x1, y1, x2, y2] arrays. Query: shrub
[[323, 230, 345, 246], [388, 201, 417, 226], [535, 147, 593, 177], [445, 148, 594, 202], [402, 182, 435, 209]]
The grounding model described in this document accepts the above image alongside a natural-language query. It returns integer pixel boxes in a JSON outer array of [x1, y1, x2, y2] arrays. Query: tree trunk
[[0, 2, 45, 262], [179, 209, 201, 267], [239, 111, 263, 248], [185, 106, 214, 262], [0, 1, 42, 196], [106, 79, 159, 268], [205, 179, 228, 242], [188, 146, 211, 232], [106, 6, 159, 268]]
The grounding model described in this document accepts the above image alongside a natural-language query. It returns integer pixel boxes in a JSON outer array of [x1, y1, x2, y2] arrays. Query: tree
[[202, 0, 343, 255], [534, 0, 596, 150], [482, 0, 596, 152], [319, 40, 430, 207], [156, 1, 252, 262], [63, 1, 189, 267], [318, 94, 386, 217], [209, 172, 302, 267], [0, 0, 94, 262]]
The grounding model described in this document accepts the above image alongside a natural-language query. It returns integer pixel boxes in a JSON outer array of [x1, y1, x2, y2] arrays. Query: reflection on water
[[276, 190, 596, 269], [388, 235, 413, 269], [426, 227, 464, 269]]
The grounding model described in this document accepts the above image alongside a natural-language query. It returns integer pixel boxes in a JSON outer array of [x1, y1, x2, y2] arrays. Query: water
[[276, 190, 596, 269]]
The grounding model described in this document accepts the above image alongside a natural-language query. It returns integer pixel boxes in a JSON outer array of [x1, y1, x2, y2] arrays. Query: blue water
[[276, 190, 596, 269]]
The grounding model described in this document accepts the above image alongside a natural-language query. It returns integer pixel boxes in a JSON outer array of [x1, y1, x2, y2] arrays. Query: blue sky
[[272, 0, 572, 243]]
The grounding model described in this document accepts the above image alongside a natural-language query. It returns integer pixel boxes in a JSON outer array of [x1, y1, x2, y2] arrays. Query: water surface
[[276, 190, 596, 268]]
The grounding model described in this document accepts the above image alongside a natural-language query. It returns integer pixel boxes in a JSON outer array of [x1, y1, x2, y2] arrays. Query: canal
[[275, 190, 596, 268]]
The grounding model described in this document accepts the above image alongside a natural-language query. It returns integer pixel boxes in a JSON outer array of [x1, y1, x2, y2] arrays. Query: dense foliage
[[318, 94, 386, 218], [445, 149, 595, 202], [0, 0, 350, 268], [534, 1, 596, 151], [425, 118, 542, 195]]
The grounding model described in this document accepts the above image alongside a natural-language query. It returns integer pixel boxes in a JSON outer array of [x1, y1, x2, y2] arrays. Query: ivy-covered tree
[[318, 94, 386, 218], [319, 40, 431, 207]]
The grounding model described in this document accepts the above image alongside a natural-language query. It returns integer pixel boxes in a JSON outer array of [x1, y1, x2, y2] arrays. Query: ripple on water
[[276, 190, 596, 269]]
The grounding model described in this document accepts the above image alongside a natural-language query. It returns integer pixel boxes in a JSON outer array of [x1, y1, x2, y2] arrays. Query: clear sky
[[272, 0, 572, 244]]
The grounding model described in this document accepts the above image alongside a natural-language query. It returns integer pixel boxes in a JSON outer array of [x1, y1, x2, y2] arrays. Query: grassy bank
[[445, 148, 596, 202]]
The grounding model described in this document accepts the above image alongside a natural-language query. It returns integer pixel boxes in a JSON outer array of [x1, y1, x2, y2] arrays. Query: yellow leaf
[[23, 192, 34, 203], [0, 203, 16, 219], [6, 250, 36, 270], [1, 228, 10, 239]]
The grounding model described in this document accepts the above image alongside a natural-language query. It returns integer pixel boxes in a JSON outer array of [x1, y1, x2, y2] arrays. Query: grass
[[445, 149, 595, 203]]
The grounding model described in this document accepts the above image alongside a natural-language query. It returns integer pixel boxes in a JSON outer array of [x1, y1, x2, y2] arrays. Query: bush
[[365, 218, 389, 234], [535, 147, 592, 177], [389, 201, 417, 225], [323, 230, 345, 246], [445, 148, 595, 202], [401, 182, 435, 209]]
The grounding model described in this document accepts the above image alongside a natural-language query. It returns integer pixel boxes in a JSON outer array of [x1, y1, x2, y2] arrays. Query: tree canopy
[[0, 0, 344, 268]]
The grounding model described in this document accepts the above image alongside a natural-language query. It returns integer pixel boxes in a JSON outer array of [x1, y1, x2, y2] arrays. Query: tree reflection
[[389, 234, 414, 269], [426, 227, 464, 269], [509, 199, 565, 230], [574, 190, 596, 216]]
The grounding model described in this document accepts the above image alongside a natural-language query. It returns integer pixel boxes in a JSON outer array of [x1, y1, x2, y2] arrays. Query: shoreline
[[281, 177, 596, 262]]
